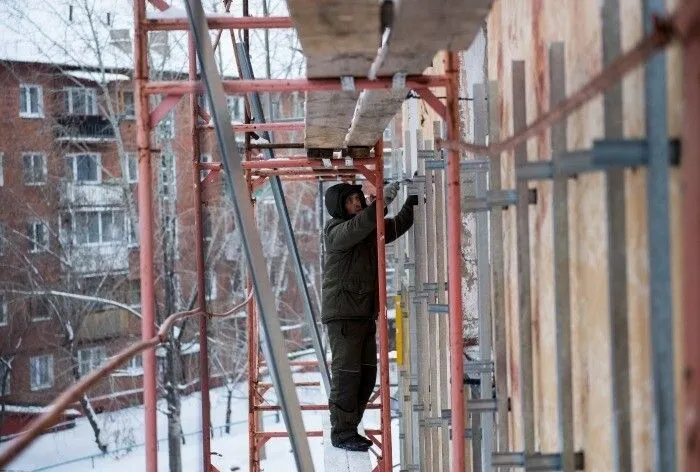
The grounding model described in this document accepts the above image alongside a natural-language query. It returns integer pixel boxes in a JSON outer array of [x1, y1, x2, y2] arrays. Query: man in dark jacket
[[322, 181, 417, 451]]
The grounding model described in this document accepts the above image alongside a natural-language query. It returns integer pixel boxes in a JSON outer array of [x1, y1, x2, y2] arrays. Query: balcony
[[77, 308, 133, 341], [64, 244, 130, 274], [55, 115, 116, 142], [60, 181, 124, 207]]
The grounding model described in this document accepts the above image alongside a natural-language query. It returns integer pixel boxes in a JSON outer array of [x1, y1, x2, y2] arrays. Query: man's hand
[[383, 181, 400, 207]]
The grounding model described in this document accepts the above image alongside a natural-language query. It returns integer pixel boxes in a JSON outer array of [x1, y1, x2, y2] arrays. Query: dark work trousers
[[326, 319, 377, 444]]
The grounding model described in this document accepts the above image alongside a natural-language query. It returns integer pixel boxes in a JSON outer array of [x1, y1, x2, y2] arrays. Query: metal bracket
[[492, 451, 585, 470], [393, 72, 407, 89], [517, 138, 681, 180], [417, 150, 434, 160], [467, 398, 498, 413], [464, 428, 481, 439], [420, 417, 447, 428], [463, 188, 537, 212], [423, 282, 439, 291], [321, 158, 332, 168], [307, 148, 334, 159], [412, 404, 425, 412], [460, 159, 491, 173], [465, 360, 495, 375], [425, 158, 445, 170], [344, 157, 354, 167], [340, 76, 355, 92], [428, 303, 449, 313]]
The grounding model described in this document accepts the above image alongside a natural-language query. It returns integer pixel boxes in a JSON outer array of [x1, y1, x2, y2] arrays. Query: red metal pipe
[[374, 139, 393, 472], [257, 381, 321, 388], [251, 169, 360, 177], [415, 87, 448, 121], [247, 270, 259, 471], [144, 15, 294, 31], [256, 431, 324, 438], [188, 32, 212, 471], [233, 122, 304, 132], [134, 2, 158, 470], [445, 51, 465, 472], [682, 3, 700, 469], [242, 158, 360, 169], [255, 404, 380, 411], [143, 75, 450, 95]]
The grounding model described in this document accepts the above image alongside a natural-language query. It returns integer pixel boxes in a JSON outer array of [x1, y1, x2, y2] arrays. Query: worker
[[322, 181, 418, 451]]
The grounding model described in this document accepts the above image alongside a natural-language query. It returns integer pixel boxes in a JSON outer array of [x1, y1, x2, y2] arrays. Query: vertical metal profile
[[433, 121, 451, 471], [487, 80, 510, 454], [473, 83, 494, 472], [512, 60, 536, 455], [600, 3, 633, 469], [643, 0, 676, 470], [233, 42, 331, 396], [182, 1, 315, 470], [549, 42, 576, 472]]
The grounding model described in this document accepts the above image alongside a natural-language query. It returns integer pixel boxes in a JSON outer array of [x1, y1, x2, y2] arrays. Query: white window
[[0, 362, 10, 396], [78, 346, 106, 377], [22, 153, 47, 185], [200, 153, 213, 181], [126, 216, 139, 247], [66, 154, 101, 183], [27, 220, 49, 252], [386, 268, 397, 295], [64, 87, 98, 115], [383, 126, 392, 142], [205, 271, 217, 301], [156, 111, 175, 140], [172, 274, 182, 309], [227, 96, 245, 122], [0, 152, 4, 186], [74, 210, 124, 245], [160, 151, 176, 198], [121, 90, 135, 118], [0, 293, 7, 326], [126, 153, 138, 183], [19, 84, 43, 118], [30, 355, 53, 391], [126, 354, 142, 374], [129, 279, 141, 308], [0, 224, 4, 256]]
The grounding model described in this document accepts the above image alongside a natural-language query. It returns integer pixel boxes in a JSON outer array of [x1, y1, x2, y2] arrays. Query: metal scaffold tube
[[182, 1, 314, 470]]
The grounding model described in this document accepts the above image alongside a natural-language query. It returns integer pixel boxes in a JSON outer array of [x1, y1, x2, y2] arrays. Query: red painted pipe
[[233, 122, 304, 132], [374, 139, 393, 472], [445, 51, 465, 472], [145, 15, 294, 31], [143, 75, 450, 95], [242, 158, 371, 169]]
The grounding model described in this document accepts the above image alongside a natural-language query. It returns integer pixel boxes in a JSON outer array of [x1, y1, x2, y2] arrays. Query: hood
[[325, 183, 367, 219]]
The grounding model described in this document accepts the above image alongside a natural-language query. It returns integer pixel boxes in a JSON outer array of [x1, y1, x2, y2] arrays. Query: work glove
[[406, 194, 419, 206], [383, 181, 400, 207]]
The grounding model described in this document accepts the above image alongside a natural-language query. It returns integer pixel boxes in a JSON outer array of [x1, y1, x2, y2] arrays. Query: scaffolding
[[0, 1, 698, 472]]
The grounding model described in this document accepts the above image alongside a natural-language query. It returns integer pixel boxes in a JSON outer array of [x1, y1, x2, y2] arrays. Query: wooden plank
[[322, 416, 372, 472], [347, 0, 491, 147], [286, 0, 380, 149]]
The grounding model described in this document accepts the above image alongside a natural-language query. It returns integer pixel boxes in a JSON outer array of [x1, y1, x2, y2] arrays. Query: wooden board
[[322, 416, 372, 472], [286, 0, 379, 149], [346, 0, 490, 147]]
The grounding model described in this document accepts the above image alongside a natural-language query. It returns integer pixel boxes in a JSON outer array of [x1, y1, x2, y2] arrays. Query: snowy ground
[[1, 372, 399, 472]]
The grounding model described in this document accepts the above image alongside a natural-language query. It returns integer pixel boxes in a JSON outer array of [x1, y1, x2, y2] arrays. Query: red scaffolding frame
[[0, 2, 696, 472]]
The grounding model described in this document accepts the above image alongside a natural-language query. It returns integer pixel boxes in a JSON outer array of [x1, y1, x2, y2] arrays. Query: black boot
[[332, 435, 371, 452], [356, 433, 372, 447]]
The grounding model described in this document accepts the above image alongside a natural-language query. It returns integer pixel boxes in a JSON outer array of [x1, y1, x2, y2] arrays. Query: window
[[74, 210, 124, 245], [126, 354, 142, 374], [126, 153, 138, 183], [0, 152, 4, 186], [202, 209, 213, 242], [0, 224, 4, 256], [172, 274, 182, 309], [160, 151, 176, 198], [22, 153, 47, 185], [19, 84, 43, 117], [386, 268, 397, 296], [110, 28, 132, 54], [120, 90, 135, 118], [227, 96, 244, 122], [128, 279, 141, 307], [30, 355, 53, 391], [126, 216, 139, 247], [156, 111, 175, 140], [200, 153, 213, 181], [27, 220, 49, 252], [64, 87, 98, 115], [383, 126, 392, 142], [78, 346, 106, 377], [0, 362, 10, 396], [205, 271, 217, 301], [0, 293, 7, 326], [290, 92, 304, 119], [32, 298, 51, 321], [66, 154, 101, 183]]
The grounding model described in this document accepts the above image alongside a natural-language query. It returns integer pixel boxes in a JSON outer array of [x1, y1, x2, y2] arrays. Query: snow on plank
[[286, 0, 380, 150], [322, 416, 372, 472], [346, 0, 491, 147]]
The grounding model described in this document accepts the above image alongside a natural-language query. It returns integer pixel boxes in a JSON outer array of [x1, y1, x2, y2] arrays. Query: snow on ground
[[2, 371, 399, 472]]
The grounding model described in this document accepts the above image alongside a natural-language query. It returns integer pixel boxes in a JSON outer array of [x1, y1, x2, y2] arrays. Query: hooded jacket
[[321, 183, 415, 323]]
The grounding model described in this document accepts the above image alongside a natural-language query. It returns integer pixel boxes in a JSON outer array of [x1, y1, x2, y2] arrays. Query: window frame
[[205, 270, 217, 301], [65, 153, 102, 184], [19, 84, 44, 118], [73, 209, 125, 246], [0, 152, 4, 186], [120, 90, 135, 119], [126, 153, 138, 183], [29, 355, 54, 391], [0, 362, 10, 396], [0, 293, 7, 326], [78, 346, 106, 377], [28, 219, 49, 253], [64, 87, 98, 116], [22, 153, 47, 186]]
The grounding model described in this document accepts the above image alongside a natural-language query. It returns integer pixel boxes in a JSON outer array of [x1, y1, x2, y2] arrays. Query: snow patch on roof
[[65, 70, 131, 83], [2, 404, 81, 416]]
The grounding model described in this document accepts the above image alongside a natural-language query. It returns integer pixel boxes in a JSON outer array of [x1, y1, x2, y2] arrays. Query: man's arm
[[325, 203, 378, 251], [385, 196, 417, 243]]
